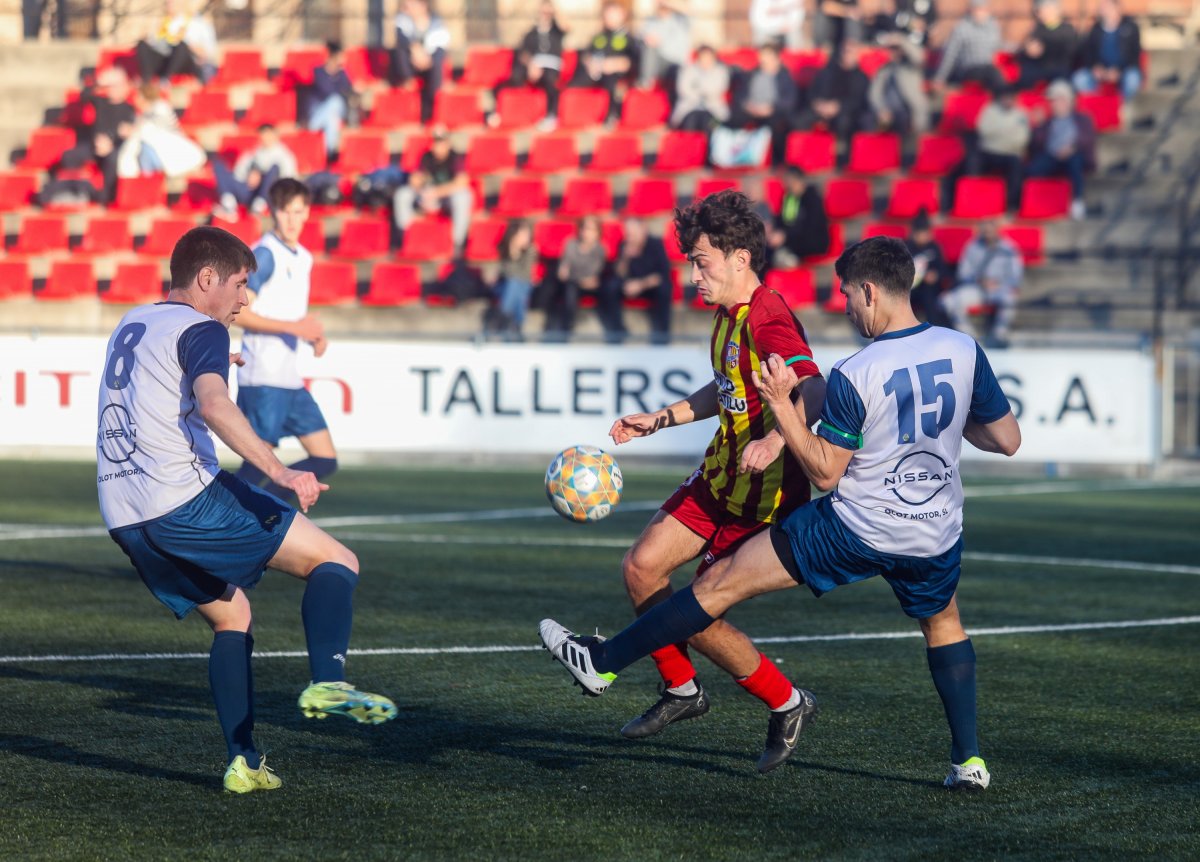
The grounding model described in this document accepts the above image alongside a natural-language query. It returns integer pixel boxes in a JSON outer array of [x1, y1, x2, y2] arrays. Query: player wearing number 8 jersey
[[540, 236, 1022, 788], [96, 226, 396, 794]]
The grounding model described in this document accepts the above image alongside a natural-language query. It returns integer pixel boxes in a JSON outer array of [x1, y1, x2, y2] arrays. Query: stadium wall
[[2, 335, 1157, 465]]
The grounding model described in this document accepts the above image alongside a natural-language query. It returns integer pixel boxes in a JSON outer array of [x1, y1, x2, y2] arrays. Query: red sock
[[650, 643, 697, 689], [737, 653, 794, 709]]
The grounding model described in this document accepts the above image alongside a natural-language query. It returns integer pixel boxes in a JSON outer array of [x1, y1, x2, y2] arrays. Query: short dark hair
[[170, 226, 257, 289], [834, 236, 915, 298], [268, 177, 312, 211], [674, 189, 766, 274]]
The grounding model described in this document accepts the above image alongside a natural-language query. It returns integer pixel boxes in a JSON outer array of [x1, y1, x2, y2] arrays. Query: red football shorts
[[661, 471, 771, 576]]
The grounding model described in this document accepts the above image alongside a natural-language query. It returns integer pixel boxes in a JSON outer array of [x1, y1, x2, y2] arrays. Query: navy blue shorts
[[110, 471, 298, 619], [769, 494, 963, 619], [237, 385, 328, 447]]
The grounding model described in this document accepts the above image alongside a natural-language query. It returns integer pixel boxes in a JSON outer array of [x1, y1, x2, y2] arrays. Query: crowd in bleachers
[[0, 0, 1150, 346]]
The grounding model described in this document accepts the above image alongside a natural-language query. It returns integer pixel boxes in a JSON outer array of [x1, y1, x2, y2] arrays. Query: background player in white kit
[[96, 226, 395, 794], [233, 178, 338, 500], [540, 236, 1022, 789]]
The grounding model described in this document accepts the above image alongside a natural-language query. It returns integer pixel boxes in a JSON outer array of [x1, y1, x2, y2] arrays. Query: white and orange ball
[[545, 445, 623, 523]]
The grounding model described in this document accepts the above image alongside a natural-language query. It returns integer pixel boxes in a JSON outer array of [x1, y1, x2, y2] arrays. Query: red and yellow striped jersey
[[700, 287, 822, 523]]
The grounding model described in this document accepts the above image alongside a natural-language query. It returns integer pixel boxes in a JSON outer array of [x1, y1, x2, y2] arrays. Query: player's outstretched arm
[[193, 373, 328, 511], [237, 306, 325, 343], [739, 375, 825, 474], [964, 413, 1021, 457], [609, 380, 719, 445]]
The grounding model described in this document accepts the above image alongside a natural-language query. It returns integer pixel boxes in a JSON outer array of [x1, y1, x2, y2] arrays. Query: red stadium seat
[[534, 219, 577, 258], [400, 131, 432, 172], [103, 261, 163, 304], [848, 131, 901, 175], [933, 225, 974, 264], [367, 88, 422, 128], [281, 129, 327, 173], [0, 259, 32, 299], [1077, 92, 1122, 132], [217, 132, 259, 166], [558, 177, 612, 217], [241, 90, 297, 128], [343, 46, 390, 86], [804, 221, 845, 265], [494, 87, 547, 129], [939, 88, 990, 133], [334, 216, 390, 258], [494, 176, 549, 217], [0, 170, 39, 210], [465, 133, 516, 174], [717, 47, 759, 71], [398, 217, 454, 260], [765, 268, 816, 309], [781, 49, 828, 76], [824, 275, 848, 312], [212, 48, 267, 87], [662, 218, 687, 262], [13, 213, 68, 255], [433, 90, 484, 129], [78, 214, 133, 256], [885, 178, 940, 219], [337, 131, 389, 174], [559, 88, 610, 129], [694, 177, 740, 200], [589, 132, 642, 173], [861, 222, 909, 239], [17, 126, 75, 169], [952, 176, 1006, 219], [784, 131, 836, 174], [625, 178, 676, 216], [181, 90, 234, 128], [1017, 89, 1050, 122], [654, 131, 708, 172], [858, 47, 892, 77], [824, 179, 872, 219], [525, 134, 578, 173], [299, 219, 326, 253], [995, 51, 1021, 84], [600, 219, 624, 258], [1002, 225, 1045, 265], [912, 134, 966, 177], [183, 176, 217, 211], [464, 217, 509, 261], [280, 46, 328, 89], [97, 47, 138, 78], [363, 262, 422, 306], [141, 217, 197, 258], [220, 214, 263, 247], [41, 260, 95, 300], [308, 259, 358, 304], [619, 88, 669, 131], [1018, 177, 1072, 220], [461, 47, 513, 89]]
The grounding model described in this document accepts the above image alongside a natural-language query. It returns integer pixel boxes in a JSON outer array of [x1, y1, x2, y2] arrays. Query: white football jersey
[[238, 232, 313, 389], [817, 323, 1010, 557], [96, 303, 230, 529]]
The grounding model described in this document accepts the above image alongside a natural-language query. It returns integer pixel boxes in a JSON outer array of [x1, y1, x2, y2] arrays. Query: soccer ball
[[545, 445, 623, 523]]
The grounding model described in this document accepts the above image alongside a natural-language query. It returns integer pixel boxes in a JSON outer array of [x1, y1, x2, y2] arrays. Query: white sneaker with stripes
[[538, 619, 617, 697]]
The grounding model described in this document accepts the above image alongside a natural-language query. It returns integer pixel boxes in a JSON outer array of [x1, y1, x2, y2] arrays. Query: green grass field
[[1, 460, 1198, 861]]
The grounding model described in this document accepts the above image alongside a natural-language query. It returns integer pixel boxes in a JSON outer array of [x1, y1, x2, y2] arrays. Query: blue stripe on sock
[[591, 586, 716, 674]]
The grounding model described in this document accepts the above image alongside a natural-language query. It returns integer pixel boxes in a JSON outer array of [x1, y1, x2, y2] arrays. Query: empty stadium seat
[[363, 262, 422, 306], [525, 134, 579, 173], [764, 268, 816, 308], [1077, 92, 1122, 132], [781, 130, 834, 174], [18, 126, 75, 170], [141, 217, 197, 257], [654, 131, 708, 172], [1018, 177, 1072, 220], [559, 88, 610, 129], [398, 217, 454, 260], [824, 179, 872, 219], [367, 88, 422, 128], [181, 90, 234, 128], [912, 134, 966, 177], [299, 219, 326, 253], [281, 129, 327, 173], [212, 48, 267, 86], [494, 176, 549, 217], [183, 177, 217, 211], [692, 178, 740, 205], [335, 216, 390, 258], [933, 225, 974, 264], [103, 261, 163, 304], [280, 46, 328, 89], [78, 214, 133, 256], [824, 276, 848, 312], [717, 47, 759, 71], [465, 133, 516, 174], [464, 217, 508, 261], [663, 218, 687, 262], [434, 90, 484, 129], [589, 132, 642, 172], [885, 178, 940, 219], [939, 88, 990, 133], [533, 219, 577, 258], [619, 88, 669, 131], [861, 222, 909, 239], [625, 178, 676, 216], [400, 131, 432, 172], [494, 87, 547, 129], [805, 221, 845, 265], [308, 260, 358, 304], [241, 90, 297, 128], [848, 131, 901, 175], [337, 131, 390, 173], [0, 259, 32, 299], [220, 215, 263, 247], [558, 177, 613, 217], [1002, 225, 1045, 265], [952, 176, 1006, 219], [0, 170, 38, 211], [343, 46, 390, 86], [13, 213, 68, 254], [461, 47, 514, 89], [40, 260, 95, 300]]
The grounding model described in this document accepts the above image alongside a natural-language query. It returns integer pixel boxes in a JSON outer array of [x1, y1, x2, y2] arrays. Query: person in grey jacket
[[940, 218, 1023, 347], [933, 0, 1002, 90], [968, 84, 1030, 209], [670, 45, 730, 130], [639, 0, 691, 89], [868, 33, 929, 139]]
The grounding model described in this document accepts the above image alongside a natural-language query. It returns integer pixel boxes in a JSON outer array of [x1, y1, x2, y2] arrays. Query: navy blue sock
[[236, 462, 268, 486], [301, 562, 357, 682], [209, 631, 259, 768], [927, 639, 979, 764], [591, 585, 716, 674], [263, 457, 337, 499]]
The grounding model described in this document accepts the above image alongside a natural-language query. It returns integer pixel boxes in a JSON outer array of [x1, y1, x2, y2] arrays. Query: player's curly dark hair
[[170, 226, 257, 289], [673, 189, 767, 275], [834, 236, 915, 298]]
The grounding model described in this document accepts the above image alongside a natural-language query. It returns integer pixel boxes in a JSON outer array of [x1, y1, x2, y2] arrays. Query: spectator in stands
[[392, 0, 450, 123], [727, 42, 798, 164], [1027, 79, 1096, 219], [212, 124, 298, 220], [1016, 0, 1077, 89], [819, 0, 862, 50], [1073, 0, 1142, 101], [135, 0, 217, 84], [767, 166, 830, 267], [638, 1, 692, 90], [933, 0, 1002, 91], [794, 41, 874, 154], [906, 209, 952, 324], [307, 41, 359, 160], [59, 66, 136, 205], [494, 1, 566, 131], [484, 219, 537, 342], [118, 81, 205, 178], [393, 127, 472, 253], [670, 45, 730, 130], [749, 0, 805, 49], [940, 217, 1023, 347], [544, 215, 608, 341], [868, 33, 930, 142], [571, 0, 637, 124], [599, 217, 673, 344], [745, 176, 776, 226], [966, 83, 1030, 210], [864, 0, 937, 50]]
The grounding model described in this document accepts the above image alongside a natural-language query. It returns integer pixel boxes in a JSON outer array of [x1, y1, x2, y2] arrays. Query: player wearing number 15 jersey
[[540, 236, 1021, 788], [96, 226, 396, 793]]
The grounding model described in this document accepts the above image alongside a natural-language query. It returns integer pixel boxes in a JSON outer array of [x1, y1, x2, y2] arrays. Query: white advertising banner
[[0, 335, 1157, 464]]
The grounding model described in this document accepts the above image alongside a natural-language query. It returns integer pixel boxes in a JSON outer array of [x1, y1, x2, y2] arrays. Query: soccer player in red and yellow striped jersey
[[606, 190, 826, 769]]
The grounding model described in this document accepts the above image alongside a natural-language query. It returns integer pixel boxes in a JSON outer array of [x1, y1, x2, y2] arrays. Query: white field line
[[1, 615, 1197, 665]]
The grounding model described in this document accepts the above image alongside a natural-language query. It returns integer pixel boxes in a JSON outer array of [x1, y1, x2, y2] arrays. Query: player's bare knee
[[325, 541, 358, 575], [692, 559, 740, 615], [622, 546, 667, 596]]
